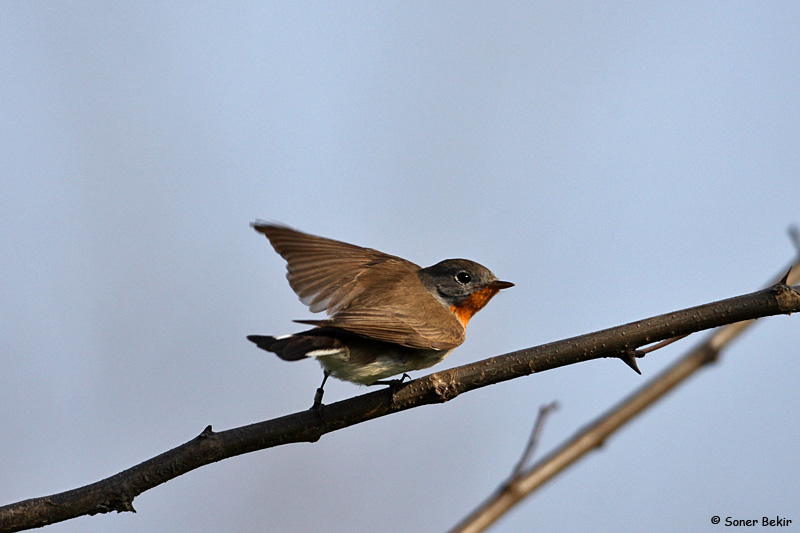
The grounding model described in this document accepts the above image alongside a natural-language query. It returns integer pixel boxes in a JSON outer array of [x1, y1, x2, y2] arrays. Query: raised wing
[[253, 222, 419, 314]]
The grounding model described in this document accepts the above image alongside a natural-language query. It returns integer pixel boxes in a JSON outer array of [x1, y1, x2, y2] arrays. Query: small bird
[[247, 222, 513, 407]]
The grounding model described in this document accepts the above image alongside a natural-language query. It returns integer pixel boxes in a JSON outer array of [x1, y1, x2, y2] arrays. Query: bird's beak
[[489, 280, 514, 290]]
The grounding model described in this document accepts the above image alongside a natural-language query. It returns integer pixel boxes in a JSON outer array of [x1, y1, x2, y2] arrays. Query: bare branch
[[449, 260, 800, 533], [1, 282, 799, 531]]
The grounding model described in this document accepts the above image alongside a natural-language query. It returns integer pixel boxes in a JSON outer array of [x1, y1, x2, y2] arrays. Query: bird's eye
[[455, 271, 471, 284]]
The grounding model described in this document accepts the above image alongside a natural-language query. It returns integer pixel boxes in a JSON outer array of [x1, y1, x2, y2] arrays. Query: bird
[[246, 222, 513, 407]]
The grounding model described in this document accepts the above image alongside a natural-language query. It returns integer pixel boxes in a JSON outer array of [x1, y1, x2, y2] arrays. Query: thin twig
[[508, 402, 559, 482], [638, 332, 690, 354]]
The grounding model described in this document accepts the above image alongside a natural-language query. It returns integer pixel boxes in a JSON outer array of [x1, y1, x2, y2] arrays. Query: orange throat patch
[[449, 287, 501, 328]]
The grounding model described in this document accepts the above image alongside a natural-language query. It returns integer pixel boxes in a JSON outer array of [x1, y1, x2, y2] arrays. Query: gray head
[[418, 258, 513, 308]]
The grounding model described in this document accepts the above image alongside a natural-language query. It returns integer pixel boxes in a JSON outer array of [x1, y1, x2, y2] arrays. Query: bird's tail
[[248, 331, 350, 362], [246, 335, 309, 361]]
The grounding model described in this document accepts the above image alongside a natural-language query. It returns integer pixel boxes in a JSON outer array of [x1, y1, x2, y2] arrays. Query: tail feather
[[247, 333, 345, 361]]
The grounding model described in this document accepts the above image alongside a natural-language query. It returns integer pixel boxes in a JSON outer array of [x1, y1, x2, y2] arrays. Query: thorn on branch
[[779, 267, 792, 286], [615, 333, 691, 374], [618, 350, 642, 375]]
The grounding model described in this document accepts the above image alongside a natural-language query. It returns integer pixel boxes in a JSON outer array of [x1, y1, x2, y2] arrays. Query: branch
[[507, 402, 559, 482], [450, 261, 800, 533], [1, 282, 799, 531]]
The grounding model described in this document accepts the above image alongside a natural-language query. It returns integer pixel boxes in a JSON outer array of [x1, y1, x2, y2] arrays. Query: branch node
[[699, 345, 722, 366], [94, 493, 136, 515], [119, 498, 136, 514], [198, 425, 214, 439], [430, 371, 460, 402]]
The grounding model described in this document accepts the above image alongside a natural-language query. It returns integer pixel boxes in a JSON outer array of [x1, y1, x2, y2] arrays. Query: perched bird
[[247, 222, 513, 407]]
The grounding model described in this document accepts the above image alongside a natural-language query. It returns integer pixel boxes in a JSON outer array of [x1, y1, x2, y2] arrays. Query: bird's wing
[[295, 305, 465, 351], [253, 221, 419, 314]]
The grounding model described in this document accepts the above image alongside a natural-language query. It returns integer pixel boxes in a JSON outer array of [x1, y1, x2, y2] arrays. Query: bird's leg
[[311, 371, 330, 411]]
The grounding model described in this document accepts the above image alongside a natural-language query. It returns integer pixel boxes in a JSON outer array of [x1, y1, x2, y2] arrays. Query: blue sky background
[[2, 3, 799, 532]]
